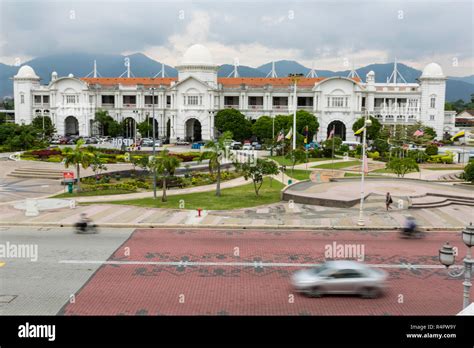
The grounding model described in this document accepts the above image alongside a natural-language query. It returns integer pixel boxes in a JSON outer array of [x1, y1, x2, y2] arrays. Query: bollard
[[197, 208, 202, 217], [288, 179, 293, 185], [398, 199, 404, 209]]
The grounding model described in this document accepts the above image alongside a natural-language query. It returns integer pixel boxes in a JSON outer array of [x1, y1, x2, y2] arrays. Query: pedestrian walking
[[385, 192, 393, 211]]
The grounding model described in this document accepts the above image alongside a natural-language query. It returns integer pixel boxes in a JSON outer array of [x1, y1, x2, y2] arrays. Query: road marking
[[58, 260, 461, 270]]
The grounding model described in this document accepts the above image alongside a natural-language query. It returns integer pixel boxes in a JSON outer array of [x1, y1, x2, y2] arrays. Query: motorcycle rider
[[403, 216, 418, 236], [75, 213, 92, 233]]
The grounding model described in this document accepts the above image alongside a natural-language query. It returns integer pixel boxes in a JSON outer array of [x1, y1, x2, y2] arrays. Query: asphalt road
[[0, 227, 467, 315]]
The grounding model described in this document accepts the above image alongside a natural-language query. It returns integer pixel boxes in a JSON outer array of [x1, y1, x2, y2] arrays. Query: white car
[[242, 144, 253, 151], [291, 260, 388, 299]]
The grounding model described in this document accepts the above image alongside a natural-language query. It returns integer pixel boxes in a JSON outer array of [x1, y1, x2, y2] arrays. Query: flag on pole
[[450, 130, 465, 141], [328, 126, 335, 140], [285, 127, 293, 140], [413, 129, 424, 137], [354, 126, 365, 136], [303, 125, 309, 144], [276, 129, 285, 142]]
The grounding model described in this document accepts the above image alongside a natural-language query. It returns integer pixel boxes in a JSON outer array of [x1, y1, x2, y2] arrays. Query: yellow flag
[[354, 126, 365, 135], [450, 130, 465, 141]]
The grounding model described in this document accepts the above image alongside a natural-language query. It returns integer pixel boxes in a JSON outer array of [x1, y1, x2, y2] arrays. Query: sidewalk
[[0, 196, 470, 231]]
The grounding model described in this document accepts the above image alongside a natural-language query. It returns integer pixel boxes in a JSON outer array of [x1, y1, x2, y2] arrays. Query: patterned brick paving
[[60, 228, 466, 315]]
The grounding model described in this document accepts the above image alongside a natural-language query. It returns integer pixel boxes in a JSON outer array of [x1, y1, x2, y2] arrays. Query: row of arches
[[63, 116, 203, 141]]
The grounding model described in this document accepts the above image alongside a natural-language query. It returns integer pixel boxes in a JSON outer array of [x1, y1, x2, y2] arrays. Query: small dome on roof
[[179, 44, 215, 66], [367, 70, 375, 76], [68, 73, 74, 78], [14, 65, 39, 79], [421, 63, 444, 78]]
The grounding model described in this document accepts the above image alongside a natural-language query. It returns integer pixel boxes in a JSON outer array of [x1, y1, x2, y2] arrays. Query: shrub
[[425, 144, 438, 156], [463, 163, 474, 182], [46, 155, 63, 163], [368, 151, 380, 160], [29, 149, 62, 159]]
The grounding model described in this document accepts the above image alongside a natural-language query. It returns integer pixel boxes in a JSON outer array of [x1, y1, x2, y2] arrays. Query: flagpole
[[332, 125, 335, 175], [357, 113, 372, 226]]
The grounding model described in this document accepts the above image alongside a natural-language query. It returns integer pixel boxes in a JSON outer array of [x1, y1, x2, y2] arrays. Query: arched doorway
[[123, 117, 136, 139], [65, 116, 79, 136], [185, 118, 202, 142], [327, 120, 346, 141]]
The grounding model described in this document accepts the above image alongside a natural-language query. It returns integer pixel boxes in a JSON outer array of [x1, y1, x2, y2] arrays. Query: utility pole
[[150, 87, 157, 200]]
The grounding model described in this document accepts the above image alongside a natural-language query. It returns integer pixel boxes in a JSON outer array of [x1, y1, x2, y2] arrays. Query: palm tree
[[151, 149, 181, 202], [200, 132, 233, 197], [63, 139, 94, 191]]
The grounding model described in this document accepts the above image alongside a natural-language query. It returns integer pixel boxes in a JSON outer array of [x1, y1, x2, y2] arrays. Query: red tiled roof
[[81, 77, 177, 86], [80, 76, 361, 87], [217, 77, 328, 87]]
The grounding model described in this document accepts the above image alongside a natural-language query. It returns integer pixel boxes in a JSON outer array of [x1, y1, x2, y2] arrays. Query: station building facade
[[13, 44, 453, 142]]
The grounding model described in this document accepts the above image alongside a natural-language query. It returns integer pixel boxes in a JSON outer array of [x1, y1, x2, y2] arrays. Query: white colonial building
[[13, 44, 453, 142]]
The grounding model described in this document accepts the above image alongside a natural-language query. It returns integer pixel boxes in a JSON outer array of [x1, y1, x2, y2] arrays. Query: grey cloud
[[0, 0, 472, 64]]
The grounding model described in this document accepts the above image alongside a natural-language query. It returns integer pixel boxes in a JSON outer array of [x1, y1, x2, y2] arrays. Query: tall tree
[[31, 116, 56, 138], [63, 139, 94, 191], [150, 149, 181, 202], [214, 109, 252, 141], [352, 116, 382, 141], [200, 131, 233, 197]]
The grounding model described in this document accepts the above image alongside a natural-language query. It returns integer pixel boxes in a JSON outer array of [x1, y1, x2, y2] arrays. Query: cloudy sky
[[0, 0, 473, 76]]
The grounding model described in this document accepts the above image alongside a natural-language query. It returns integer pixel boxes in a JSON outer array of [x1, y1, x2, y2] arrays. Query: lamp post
[[150, 87, 157, 200], [357, 114, 372, 226], [439, 223, 474, 310]]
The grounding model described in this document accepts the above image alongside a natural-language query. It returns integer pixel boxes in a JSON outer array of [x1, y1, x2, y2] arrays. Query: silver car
[[291, 260, 388, 298]]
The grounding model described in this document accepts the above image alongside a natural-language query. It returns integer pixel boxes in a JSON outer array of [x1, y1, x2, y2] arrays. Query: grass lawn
[[97, 178, 285, 210], [311, 160, 361, 170], [54, 189, 135, 198], [423, 167, 464, 171], [285, 169, 313, 181], [371, 168, 418, 174], [269, 156, 339, 166]]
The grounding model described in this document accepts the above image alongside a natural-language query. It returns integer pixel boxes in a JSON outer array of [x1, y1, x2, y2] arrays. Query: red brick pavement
[[60, 229, 466, 315]]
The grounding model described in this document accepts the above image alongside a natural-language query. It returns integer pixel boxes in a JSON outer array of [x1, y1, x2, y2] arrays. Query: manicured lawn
[[423, 166, 464, 171], [285, 169, 313, 181], [54, 189, 135, 198], [269, 156, 339, 166], [311, 160, 361, 170], [97, 178, 285, 210], [371, 168, 418, 174], [344, 172, 362, 177]]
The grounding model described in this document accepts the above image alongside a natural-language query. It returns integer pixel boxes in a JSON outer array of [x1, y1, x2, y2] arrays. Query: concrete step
[[7, 167, 65, 180], [8, 173, 63, 179], [411, 197, 474, 209]]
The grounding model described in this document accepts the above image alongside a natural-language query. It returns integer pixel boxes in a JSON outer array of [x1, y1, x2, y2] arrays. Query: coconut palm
[[63, 139, 94, 191], [200, 131, 233, 197], [151, 149, 181, 202]]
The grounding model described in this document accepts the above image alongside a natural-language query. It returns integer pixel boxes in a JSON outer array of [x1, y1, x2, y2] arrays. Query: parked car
[[230, 141, 242, 150], [251, 142, 262, 150], [176, 139, 190, 145], [291, 260, 388, 299]]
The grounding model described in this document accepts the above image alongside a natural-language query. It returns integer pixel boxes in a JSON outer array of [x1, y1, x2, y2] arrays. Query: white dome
[[15, 65, 39, 79], [179, 44, 214, 66], [421, 63, 444, 78]]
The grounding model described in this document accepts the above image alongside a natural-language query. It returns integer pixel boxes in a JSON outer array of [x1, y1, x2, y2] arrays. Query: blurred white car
[[291, 260, 388, 298]]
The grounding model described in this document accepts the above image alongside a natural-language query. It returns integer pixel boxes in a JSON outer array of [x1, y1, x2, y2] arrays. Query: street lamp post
[[439, 223, 474, 310], [357, 114, 372, 226], [150, 87, 157, 200]]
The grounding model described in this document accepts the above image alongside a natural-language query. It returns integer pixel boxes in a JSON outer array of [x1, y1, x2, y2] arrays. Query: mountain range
[[1, 53, 473, 102]]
